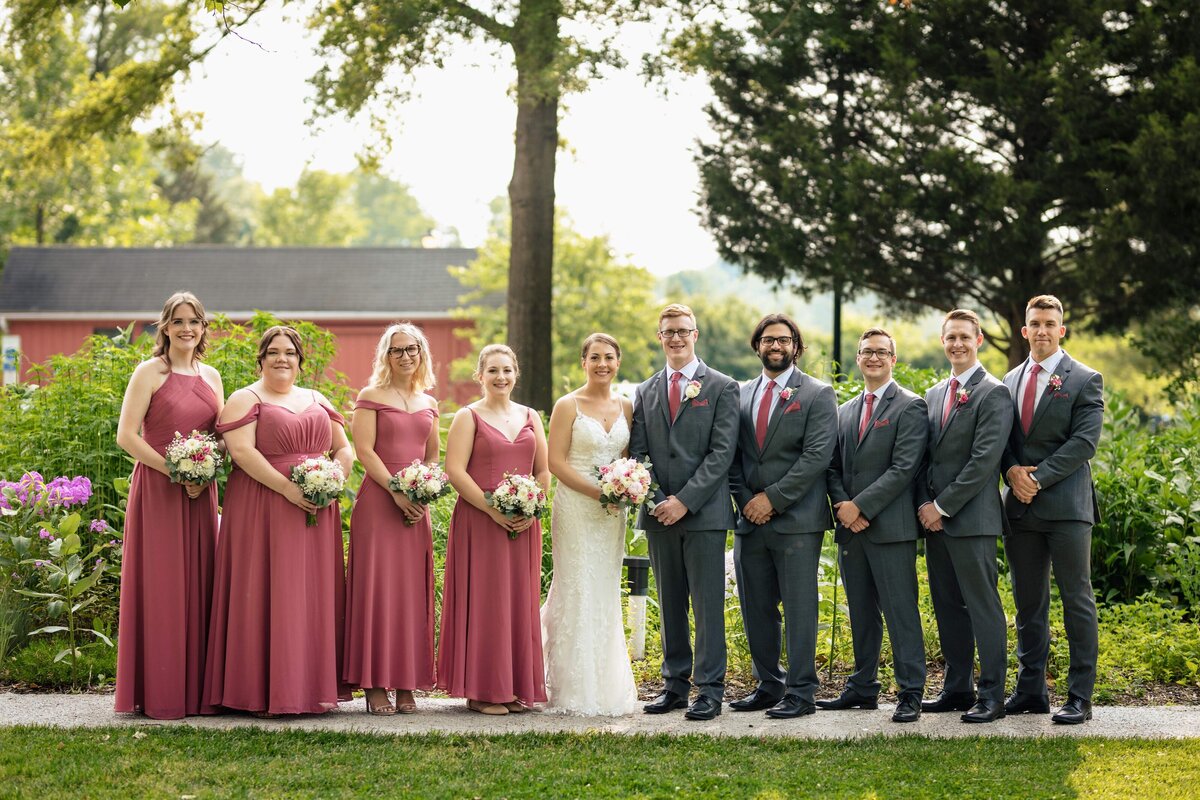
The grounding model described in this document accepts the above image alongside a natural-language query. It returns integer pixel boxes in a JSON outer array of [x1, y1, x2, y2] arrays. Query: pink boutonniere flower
[[956, 388, 970, 406], [779, 387, 795, 402], [684, 380, 702, 400], [1048, 374, 1063, 392]]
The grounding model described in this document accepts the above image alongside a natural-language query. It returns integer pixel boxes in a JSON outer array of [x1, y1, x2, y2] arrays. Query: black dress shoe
[[921, 690, 977, 713], [765, 695, 816, 719], [815, 688, 879, 710], [729, 689, 781, 712], [961, 699, 1006, 723], [892, 694, 922, 723], [1051, 696, 1092, 725], [1005, 691, 1051, 714], [684, 695, 722, 721], [643, 691, 687, 715]]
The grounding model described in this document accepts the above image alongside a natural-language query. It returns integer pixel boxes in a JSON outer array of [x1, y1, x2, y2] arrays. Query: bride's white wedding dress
[[541, 410, 638, 716]]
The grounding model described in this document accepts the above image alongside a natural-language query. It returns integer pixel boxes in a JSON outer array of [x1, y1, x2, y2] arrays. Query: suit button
[[843, 550, 849, 556], [671, 452, 677, 458]]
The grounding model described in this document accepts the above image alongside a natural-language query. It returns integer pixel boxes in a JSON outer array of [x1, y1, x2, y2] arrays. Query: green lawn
[[1, 727, 1197, 798]]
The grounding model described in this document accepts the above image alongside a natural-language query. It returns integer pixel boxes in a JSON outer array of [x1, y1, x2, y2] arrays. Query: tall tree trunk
[[507, 0, 559, 412], [34, 204, 44, 245]]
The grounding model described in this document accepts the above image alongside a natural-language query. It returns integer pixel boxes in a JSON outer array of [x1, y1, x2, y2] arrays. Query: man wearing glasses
[[822, 329, 928, 722], [630, 303, 740, 721], [726, 313, 837, 719]]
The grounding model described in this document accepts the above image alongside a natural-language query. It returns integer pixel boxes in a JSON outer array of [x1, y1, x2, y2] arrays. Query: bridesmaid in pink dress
[[344, 323, 440, 715], [115, 291, 225, 719], [203, 326, 354, 716], [437, 344, 550, 715]]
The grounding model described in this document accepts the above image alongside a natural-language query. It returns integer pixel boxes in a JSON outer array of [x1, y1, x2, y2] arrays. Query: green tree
[[452, 207, 659, 395], [256, 169, 365, 247], [351, 170, 436, 247], [681, 0, 1200, 370]]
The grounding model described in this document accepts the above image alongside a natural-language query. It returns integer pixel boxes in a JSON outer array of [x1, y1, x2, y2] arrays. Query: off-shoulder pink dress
[[202, 396, 350, 715], [115, 372, 220, 720], [342, 401, 437, 691], [436, 408, 547, 705]]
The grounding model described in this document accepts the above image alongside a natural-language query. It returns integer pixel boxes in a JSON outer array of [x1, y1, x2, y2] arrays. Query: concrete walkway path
[[2, 692, 1197, 739]]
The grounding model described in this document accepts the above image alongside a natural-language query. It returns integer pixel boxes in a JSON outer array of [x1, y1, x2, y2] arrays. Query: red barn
[[0, 246, 485, 405]]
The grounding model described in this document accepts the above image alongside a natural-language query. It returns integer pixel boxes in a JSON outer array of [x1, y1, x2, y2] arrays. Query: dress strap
[[216, 404, 260, 434], [321, 403, 347, 427], [247, 388, 264, 403]]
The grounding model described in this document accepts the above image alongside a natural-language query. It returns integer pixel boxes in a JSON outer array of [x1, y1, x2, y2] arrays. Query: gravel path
[[2, 693, 1197, 739]]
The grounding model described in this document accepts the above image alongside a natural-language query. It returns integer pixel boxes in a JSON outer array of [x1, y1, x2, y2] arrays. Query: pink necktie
[[756, 380, 775, 448], [942, 377, 959, 426], [1021, 363, 1042, 434], [668, 371, 683, 421], [858, 392, 875, 442]]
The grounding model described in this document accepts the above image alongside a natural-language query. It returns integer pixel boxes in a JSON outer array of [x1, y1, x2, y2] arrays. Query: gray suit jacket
[[729, 370, 837, 535], [827, 382, 928, 544], [629, 359, 740, 532], [915, 368, 1013, 538], [1000, 352, 1104, 524]]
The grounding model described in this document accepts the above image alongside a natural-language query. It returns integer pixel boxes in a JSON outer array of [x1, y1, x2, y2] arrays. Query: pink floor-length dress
[[343, 401, 437, 691], [203, 398, 350, 715], [115, 372, 220, 720], [436, 408, 547, 705]]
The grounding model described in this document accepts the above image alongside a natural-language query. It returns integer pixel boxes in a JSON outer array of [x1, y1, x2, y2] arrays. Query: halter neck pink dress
[[343, 401, 437, 692], [203, 395, 350, 715], [115, 372, 220, 720], [436, 408, 547, 705]]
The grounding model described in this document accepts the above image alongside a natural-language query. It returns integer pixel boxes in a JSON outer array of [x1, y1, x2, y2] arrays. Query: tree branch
[[444, 0, 514, 43]]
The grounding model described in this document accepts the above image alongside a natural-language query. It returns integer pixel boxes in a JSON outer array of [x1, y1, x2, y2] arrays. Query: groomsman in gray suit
[[630, 303, 740, 721], [1001, 294, 1103, 725], [727, 314, 837, 719], [822, 328, 928, 723], [916, 309, 1014, 723]]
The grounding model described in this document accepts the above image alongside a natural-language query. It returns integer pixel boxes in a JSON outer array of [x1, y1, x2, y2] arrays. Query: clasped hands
[[833, 500, 870, 533], [392, 492, 427, 525], [1007, 465, 1040, 504], [651, 495, 690, 526], [740, 492, 775, 526]]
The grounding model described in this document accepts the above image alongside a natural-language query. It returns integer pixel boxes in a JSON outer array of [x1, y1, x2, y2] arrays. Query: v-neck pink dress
[[203, 398, 350, 715], [115, 372, 220, 720], [436, 409, 547, 705], [343, 401, 437, 692]]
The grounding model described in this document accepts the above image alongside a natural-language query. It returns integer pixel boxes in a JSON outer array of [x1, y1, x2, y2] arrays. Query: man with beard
[[727, 313, 837, 718]]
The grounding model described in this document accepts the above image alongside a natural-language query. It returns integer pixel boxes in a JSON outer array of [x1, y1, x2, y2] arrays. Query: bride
[[541, 333, 639, 715]]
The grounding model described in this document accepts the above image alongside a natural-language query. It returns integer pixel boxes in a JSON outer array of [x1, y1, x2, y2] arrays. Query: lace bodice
[[565, 413, 630, 481]]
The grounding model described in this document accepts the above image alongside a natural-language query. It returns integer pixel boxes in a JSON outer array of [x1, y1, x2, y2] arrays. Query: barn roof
[[0, 246, 481, 319]]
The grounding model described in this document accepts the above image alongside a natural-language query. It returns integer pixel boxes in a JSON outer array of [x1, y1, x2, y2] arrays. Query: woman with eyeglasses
[[343, 323, 441, 715]]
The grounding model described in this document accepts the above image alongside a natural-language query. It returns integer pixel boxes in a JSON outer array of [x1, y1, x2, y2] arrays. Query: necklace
[[391, 385, 413, 411]]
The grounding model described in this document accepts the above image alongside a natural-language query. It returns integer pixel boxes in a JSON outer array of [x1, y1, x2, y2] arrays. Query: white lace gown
[[540, 412, 638, 716]]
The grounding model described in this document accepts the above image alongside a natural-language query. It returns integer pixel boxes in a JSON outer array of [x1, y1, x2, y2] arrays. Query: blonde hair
[[153, 291, 209, 366], [658, 303, 696, 326], [368, 322, 436, 394], [473, 344, 519, 381]]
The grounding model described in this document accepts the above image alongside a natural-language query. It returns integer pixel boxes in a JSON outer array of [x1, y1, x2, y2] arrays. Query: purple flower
[[94, 558, 104, 567], [89, 519, 109, 533], [43, 476, 92, 508], [108, 539, 119, 547], [38, 528, 53, 540], [33, 560, 45, 569]]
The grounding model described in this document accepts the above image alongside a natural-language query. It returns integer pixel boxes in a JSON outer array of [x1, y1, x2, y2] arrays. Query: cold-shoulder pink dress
[[436, 408, 547, 705], [203, 397, 350, 715], [115, 372, 220, 720], [343, 401, 437, 691]]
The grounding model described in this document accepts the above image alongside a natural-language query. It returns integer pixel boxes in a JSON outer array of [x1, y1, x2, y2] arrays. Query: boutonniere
[[956, 388, 970, 406], [1048, 374, 1063, 393], [684, 380, 702, 400], [779, 387, 795, 402]]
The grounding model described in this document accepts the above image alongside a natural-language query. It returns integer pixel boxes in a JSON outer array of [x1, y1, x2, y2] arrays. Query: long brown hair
[[153, 291, 209, 367]]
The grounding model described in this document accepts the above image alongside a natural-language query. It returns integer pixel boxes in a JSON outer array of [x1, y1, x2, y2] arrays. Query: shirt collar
[[951, 362, 982, 384], [864, 379, 894, 401], [667, 358, 700, 381], [1030, 349, 1065, 377], [759, 365, 795, 390]]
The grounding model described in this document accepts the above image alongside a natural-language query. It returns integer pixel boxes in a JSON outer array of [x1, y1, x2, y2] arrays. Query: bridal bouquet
[[164, 430, 223, 486], [484, 472, 547, 539], [388, 460, 453, 524], [291, 455, 347, 527], [594, 457, 656, 515]]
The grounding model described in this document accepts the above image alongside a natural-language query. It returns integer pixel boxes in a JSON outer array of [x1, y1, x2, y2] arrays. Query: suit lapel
[[672, 360, 708, 425], [855, 382, 896, 451], [653, 368, 672, 430], [761, 370, 802, 453], [741, 378, 757, 441], [936, 369, 986, 447], [1029, 353, 1071, 435]]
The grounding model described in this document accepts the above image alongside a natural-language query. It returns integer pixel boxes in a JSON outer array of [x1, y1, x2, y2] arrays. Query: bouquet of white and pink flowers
[[594, 457, 657, 515], [291, 455, 347, 527], [388, 460, 453, 524], [164, 430, 223, 486], [484, 472, 547, 539]]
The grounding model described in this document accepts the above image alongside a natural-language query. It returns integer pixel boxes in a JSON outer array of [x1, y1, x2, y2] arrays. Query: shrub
[[1, 633, 116, 690]]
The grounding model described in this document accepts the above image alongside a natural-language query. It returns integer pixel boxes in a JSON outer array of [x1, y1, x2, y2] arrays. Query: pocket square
[[690, 398, 710, 408], [1053, 391, 1070, 399], [783, 401, 802, 414], [873, 418, 891, 428]]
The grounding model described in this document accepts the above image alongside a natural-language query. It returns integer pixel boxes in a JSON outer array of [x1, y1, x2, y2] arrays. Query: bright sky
[[173, 7, 720, 275]]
